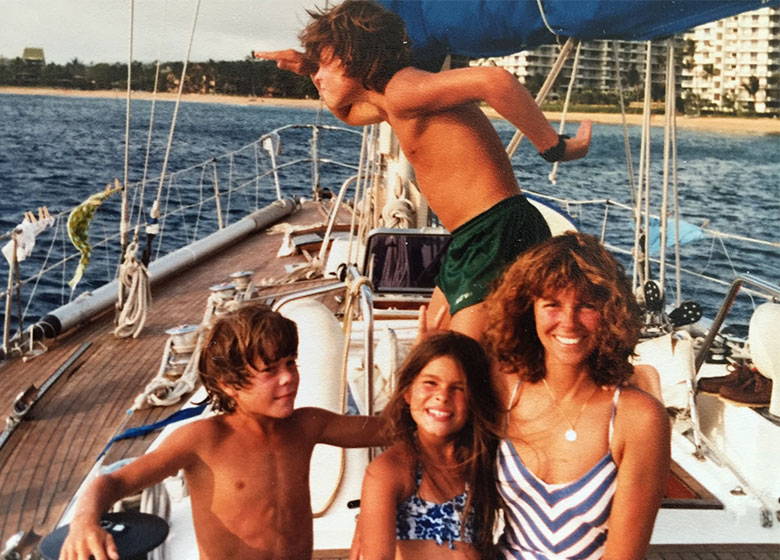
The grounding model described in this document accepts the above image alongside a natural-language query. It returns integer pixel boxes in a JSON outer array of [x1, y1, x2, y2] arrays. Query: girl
[[353, 332, 500, 559], [484, 232, 670, 560]]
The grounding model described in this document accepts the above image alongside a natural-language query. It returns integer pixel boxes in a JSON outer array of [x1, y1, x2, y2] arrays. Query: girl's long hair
[[382, 331, 500, 556]]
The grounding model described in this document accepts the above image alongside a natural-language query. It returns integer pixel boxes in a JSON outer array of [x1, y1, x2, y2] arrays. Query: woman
[[484, 232, 670, 560]]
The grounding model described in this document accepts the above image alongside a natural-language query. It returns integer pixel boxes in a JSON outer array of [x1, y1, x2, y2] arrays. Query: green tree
[[741, 75, 760, 112]]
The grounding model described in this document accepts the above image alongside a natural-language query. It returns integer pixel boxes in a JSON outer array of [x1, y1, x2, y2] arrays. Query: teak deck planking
[[0, 201, 777, 558], [0, 202, 330, 544]]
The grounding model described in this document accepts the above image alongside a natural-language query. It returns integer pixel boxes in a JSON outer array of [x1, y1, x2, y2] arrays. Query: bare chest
[[506, 403, 613, 484]]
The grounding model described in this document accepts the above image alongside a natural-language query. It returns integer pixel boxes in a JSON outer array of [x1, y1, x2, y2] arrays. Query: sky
[[0, 0, 318, 65]]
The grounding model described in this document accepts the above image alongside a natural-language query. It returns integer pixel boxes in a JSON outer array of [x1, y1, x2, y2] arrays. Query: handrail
[[344, 265, 375, 416], [694, 274, 780, 373], [0, 123, 362, 343], [270, 281, 346, 311]]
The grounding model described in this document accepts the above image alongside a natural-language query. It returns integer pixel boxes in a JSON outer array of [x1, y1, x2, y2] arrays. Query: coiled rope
[[114, 240, 151, 338], [115, 0, 201, 338]]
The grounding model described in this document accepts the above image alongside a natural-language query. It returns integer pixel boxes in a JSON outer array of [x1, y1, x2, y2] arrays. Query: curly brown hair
[[382, 332, 499, 557], [484, 232, 641, 386], [300, 0, 411, 92], [198, 302, 298, 413]]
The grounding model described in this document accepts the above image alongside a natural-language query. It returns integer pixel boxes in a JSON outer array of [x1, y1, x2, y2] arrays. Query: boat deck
[[1, 202, 777, 558], [0, 201, 334, 550], [313, 544, 780, 559]]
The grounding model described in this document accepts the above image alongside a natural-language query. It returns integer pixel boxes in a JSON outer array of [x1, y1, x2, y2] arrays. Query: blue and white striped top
[[496, 387, 621, 560]]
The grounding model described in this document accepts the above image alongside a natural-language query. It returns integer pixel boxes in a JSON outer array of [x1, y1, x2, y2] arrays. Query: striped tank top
[[496, 387, 621, 559]]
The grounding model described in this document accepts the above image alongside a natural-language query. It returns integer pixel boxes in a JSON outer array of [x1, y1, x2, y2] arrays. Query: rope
[[153, 0, 202, 218], [132, 12, 167, 240], [346, 126, 373, 267], [658, 39, 676, 297], [631, 41, 654, 291], [114, 240, 151, 338], [310, 274, 373, 518], [132, 328, 203, 409], [380, 165, 415, 228], [506, 38, 576, 158], [611, 41, 636, 200], [131, 288, 237, 410], [141, 483, 170, 560], [120, 0, 134, 254], [535, 0, 559, 37], [548, 41, 581, 185]]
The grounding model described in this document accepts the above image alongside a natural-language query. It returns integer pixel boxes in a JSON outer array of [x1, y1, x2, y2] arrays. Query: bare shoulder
[[364, 443, 414, 493], [617, 386, 666, 418], [615, 387, 670, 438], [385, 67, 428, 93], [491, 367, 518, 407], [163, 414, 238, 453], [163, 416, 218, 444]]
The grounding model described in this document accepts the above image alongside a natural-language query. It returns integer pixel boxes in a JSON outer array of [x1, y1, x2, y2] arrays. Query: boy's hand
[[252, 49, 317, 76], [60, 519, 119, 560], [562, 120, 593, 161]]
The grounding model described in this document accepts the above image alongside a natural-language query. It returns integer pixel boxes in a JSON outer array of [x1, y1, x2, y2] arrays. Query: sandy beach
[[2, 86, 779, 135]]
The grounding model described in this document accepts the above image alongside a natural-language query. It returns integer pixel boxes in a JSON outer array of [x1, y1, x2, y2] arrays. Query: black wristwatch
[[539, 134, 570, 162]]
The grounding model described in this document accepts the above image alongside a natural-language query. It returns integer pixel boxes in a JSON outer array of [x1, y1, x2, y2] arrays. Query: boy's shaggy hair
[[198, 302, 298, 413], [300, 0, 411, 92], [382, 331, 499, 557], [484, 232, 641, 386]]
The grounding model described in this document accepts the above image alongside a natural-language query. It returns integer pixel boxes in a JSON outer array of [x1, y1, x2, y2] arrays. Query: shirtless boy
[[60, 303, 385, 560], [256, 0, 592, 340]]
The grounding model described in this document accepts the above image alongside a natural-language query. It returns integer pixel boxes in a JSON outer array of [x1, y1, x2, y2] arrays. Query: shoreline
[[2, 86, 779, 135]]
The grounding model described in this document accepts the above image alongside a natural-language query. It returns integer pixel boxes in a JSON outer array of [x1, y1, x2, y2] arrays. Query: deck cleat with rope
[[228, 270, 255, 299]]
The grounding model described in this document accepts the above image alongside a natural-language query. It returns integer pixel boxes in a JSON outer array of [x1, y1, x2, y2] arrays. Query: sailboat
[[1, 1, 778, 558]]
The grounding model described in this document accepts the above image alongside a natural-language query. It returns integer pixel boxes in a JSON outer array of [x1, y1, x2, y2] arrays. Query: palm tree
[[741, 75, 760, 113]]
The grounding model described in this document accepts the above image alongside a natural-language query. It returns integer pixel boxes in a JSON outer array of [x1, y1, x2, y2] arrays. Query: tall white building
[[472, 6, 780, 115], [472, 40, 678, 100], [683, 6, 780, 114]]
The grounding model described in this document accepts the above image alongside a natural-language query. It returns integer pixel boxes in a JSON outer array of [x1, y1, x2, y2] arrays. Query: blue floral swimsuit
[[395, 463, 475, 549]]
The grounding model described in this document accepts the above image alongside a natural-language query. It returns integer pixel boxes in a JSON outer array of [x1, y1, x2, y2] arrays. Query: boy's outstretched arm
[[385, 66, 592, 160], [253, 49, 317, 76], [255, 49, 386, 126], [300, 407, 387, 448], [60, 425, 196, 560]]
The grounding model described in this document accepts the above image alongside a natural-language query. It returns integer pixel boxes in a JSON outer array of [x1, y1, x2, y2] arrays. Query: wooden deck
[[314, 544, 780, 560], [0, 202, 331, 549], [1, 200, 777, 558]]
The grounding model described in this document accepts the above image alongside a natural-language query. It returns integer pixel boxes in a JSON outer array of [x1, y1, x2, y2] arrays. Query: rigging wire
[[659, 39, 675, 295], [152, 0, 203, 243], [120, 0, 134, 257], [506, 38, 576, 158], [548, 41, 582, 185], [133, 0, 169, 242], [611, 41, 636, 201]]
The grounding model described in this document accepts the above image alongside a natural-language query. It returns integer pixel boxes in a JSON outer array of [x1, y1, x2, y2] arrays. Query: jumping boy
[[60, 303, 385, 560], [256, 0, 592, 340]]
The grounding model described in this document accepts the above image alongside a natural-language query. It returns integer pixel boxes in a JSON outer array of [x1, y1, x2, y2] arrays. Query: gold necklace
[[541, 378, 596, 443]]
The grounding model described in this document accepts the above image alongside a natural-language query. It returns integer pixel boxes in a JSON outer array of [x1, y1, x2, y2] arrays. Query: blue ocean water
[[0, 93, 778, 331]]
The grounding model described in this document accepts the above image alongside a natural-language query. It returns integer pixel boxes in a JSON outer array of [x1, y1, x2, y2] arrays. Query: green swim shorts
[[436, 195, 551, 315]]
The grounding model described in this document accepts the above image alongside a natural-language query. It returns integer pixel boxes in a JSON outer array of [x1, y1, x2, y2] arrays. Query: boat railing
[[694, 274, 780, 373], [526, 190, 780, 329], [0, 124, 362, 357]]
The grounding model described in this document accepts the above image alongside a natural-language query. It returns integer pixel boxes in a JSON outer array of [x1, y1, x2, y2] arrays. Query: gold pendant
[[565, 428, 577, 442]]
